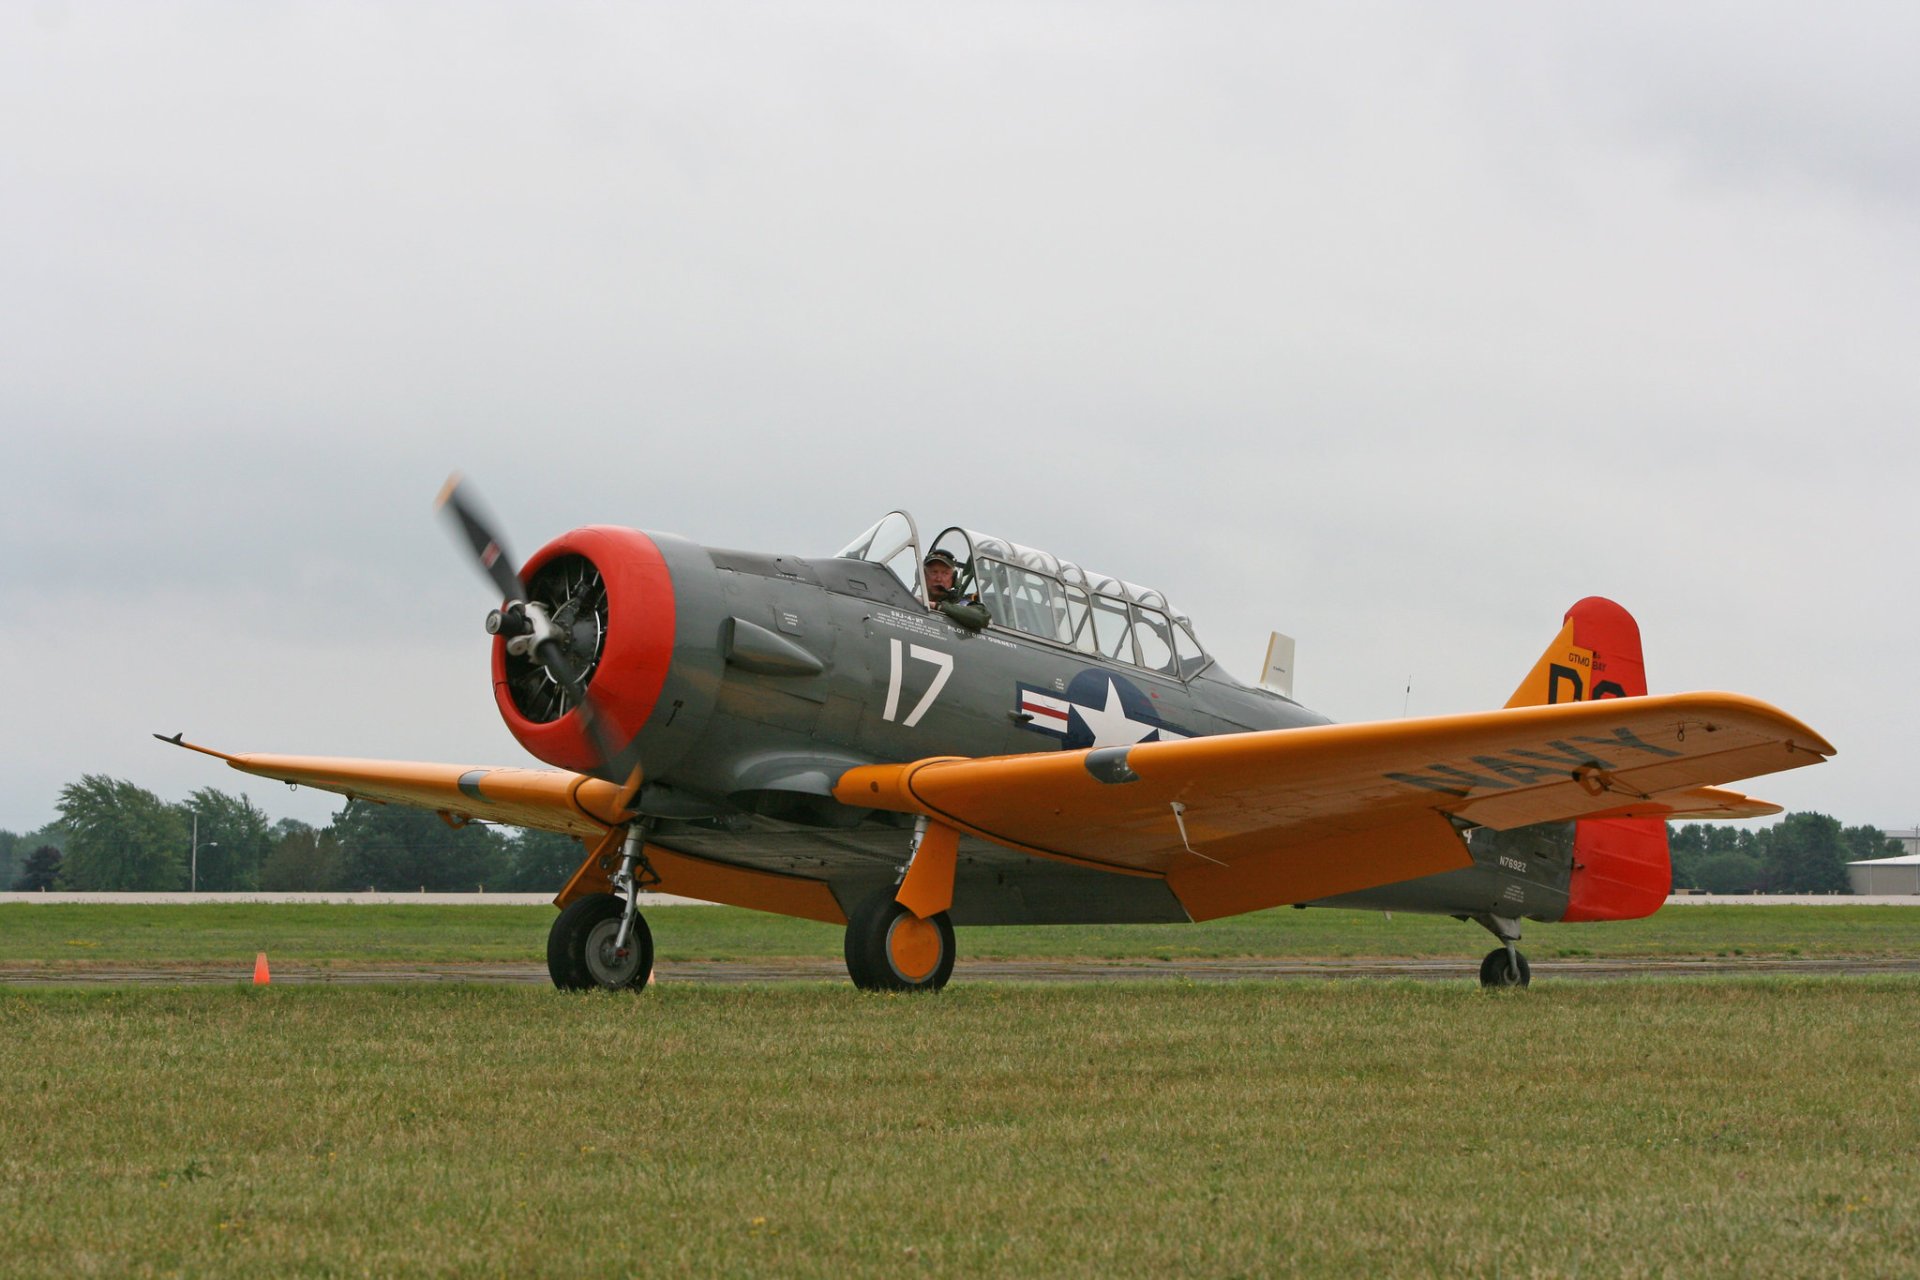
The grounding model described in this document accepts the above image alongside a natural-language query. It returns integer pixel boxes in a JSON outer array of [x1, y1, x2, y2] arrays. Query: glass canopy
[[835, 513, 1210, 678]]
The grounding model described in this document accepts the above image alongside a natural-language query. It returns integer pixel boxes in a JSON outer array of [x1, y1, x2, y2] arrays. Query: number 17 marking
[[883, 639, 954, 728]]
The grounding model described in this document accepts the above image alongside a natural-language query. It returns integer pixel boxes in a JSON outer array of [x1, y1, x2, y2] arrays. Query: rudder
[[1509, 597, 1669, 921], [1505, 595, 1648, 707]]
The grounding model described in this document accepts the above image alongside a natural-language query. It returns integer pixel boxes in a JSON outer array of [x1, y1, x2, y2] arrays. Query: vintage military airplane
[[163, 479, 1833, 991]]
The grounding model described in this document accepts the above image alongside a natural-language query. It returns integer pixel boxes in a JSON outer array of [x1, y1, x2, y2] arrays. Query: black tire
[[843, 890, 955, 993], [842, 893, 882, 991], [548, 894, 653, 992], [1478, 946, 1531, 989]]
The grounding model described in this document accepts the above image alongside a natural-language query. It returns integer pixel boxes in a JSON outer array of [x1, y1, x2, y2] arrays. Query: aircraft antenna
[[1402, 678, 1412, 718]]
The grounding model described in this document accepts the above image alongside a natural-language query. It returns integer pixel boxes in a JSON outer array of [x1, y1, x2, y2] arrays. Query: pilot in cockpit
[[924, 549, 990, 631]]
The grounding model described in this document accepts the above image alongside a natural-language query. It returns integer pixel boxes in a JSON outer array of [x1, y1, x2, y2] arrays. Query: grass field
[[4, 902, 1919, 970], [3, 980, 1917, 1277]]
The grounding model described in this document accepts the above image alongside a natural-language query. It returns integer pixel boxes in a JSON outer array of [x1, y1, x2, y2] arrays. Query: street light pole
[[189, 816, 217, 893]]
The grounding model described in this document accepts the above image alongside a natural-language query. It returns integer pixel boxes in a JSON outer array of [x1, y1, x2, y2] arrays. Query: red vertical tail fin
[[1505, 595, 1649, 709], [1510, 598, 1670, 921]]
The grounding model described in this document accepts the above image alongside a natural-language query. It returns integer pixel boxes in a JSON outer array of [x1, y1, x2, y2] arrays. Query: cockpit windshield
[[834, 511, 924, 602], [834, 512, 1211, 679]]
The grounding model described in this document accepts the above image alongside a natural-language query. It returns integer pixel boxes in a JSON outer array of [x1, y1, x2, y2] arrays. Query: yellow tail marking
[[1504, 619, 1595, 708]]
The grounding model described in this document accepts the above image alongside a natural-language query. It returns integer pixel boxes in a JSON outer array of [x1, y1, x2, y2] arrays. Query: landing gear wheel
[[547, 893, 653, 992], [1478, 946, 1531, 989], [844, 891, 956, 993]]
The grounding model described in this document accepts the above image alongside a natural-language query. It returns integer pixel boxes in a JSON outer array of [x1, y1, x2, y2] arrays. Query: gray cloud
[[2, 3, 1911, 832]]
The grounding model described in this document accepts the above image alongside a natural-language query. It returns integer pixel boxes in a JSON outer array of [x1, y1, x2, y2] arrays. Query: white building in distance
[[1848, 828, 1920, 895]]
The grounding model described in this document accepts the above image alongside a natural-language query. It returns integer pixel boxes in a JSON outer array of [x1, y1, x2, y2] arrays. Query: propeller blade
[[436, 472, 526, 604]]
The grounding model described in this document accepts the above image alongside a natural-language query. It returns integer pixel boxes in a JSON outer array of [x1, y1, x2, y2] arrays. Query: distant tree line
[[4, 774, 586, 893], [0, 822, 66, 892], [4, 774, 1905, 897], [1670, 814, 1901, 894]]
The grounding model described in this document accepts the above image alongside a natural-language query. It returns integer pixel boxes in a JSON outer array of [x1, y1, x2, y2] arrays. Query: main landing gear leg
[[546, 823, 657, 992], [844, 817, 959, 993], [1473, 913, 1531, 989], [608, 822, 655, 958]]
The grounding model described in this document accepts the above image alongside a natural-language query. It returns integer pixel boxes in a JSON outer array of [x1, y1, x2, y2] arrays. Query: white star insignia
[[1069, 679, 1183, 749]]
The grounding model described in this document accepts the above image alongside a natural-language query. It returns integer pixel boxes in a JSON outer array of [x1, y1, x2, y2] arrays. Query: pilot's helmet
[[924, 549, 959, 572]]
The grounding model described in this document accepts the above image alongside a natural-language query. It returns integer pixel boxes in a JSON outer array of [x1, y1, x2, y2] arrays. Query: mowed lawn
[[4, 902, 1920, 969], [2, 980, 1917, 1278]]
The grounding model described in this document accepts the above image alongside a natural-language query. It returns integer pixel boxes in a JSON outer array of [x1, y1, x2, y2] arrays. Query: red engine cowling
[[491, 526, 677, 775]]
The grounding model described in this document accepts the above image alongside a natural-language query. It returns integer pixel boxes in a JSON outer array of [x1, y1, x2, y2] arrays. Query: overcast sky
[[3, 3, 1914, 836]]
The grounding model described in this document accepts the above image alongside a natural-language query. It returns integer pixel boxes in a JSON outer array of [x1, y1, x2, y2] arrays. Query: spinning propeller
[[435, 474, 643, 798]]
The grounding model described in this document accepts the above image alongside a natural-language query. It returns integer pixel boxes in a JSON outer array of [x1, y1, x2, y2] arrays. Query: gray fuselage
[[572, 533, 1570, 927]]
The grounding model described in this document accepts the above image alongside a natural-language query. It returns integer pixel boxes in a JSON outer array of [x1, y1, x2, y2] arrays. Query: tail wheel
[[548, 893, 653, 992], [1478, 946, 1531, 989], [844, 891, 956, 993]]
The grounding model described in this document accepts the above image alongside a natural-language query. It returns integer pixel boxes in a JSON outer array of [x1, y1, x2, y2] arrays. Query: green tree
[[178, 788, 274, 891], [57, 775, 188, 891], [494, 829, 588, 892], [12, 845, 63, 891], [25, 821, 68, 852], [259, 828, 347, 891], [1, 821, 74, 889], [1842, 824, 1903, 864], [1759, 811, 1851, 893], [1694, 849, 1764, 893], [329, 801, 505, 891], [1669, 823, 1762, 890], [1668, 824, 1707, 890]]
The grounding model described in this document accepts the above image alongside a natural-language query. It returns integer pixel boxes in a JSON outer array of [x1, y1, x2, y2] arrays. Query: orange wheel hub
[[885, 913, 942, 982]]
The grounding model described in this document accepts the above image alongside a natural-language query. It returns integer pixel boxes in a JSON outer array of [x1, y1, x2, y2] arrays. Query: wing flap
[[1168, 810, 1471, 921], [1572, 786, 1782, 823], [556, 834, 848, 924]]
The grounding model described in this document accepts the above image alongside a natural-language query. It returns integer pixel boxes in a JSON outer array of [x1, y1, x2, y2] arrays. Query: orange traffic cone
[[253, 952, 271, 985]]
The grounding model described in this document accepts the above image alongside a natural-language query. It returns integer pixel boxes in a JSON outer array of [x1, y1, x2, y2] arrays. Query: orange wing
[[159, 738, 846, 923], [834, 692, 1833, 921], [163, 738, 637, 836]]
